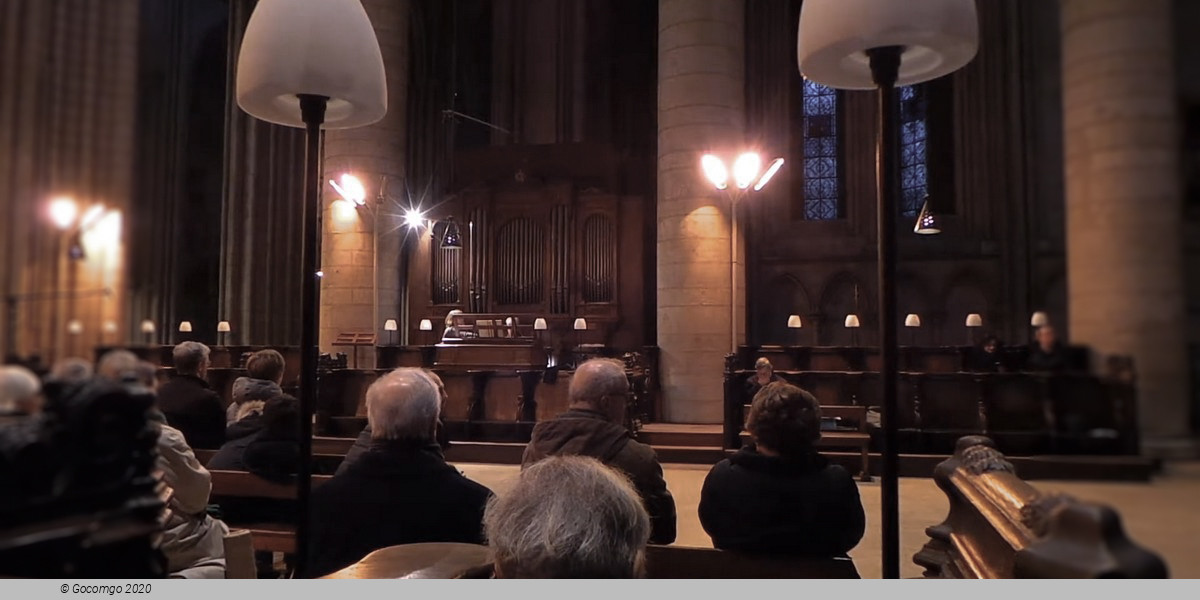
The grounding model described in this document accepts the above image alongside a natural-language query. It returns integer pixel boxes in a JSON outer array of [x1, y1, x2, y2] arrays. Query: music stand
[[332, 332, 376, 369]]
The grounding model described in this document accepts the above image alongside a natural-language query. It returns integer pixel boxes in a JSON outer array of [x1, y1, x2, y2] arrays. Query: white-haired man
[[0, 364, 42, 418], [156, 342, 224, 449], [485, 455, 651, 578], [522, 358, 676, 544], [307, 367, 493, 578]]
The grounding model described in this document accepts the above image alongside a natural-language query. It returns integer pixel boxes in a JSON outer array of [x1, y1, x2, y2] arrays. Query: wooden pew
[[644, 545, 859, 578], [319, 543, 859, 579], [914, 436, 1167, 578], [208, 470, 332, 554]]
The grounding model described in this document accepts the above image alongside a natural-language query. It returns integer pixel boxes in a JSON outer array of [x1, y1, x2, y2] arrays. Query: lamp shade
[[103, 321, 118, 334], [787, 315, 803, 329], [913, 197, 941, 235], [140, 320, 156, 334], [965, 313, 983, 327], [573, 318, 588, 331], [236, 0, 386, 129], [1030, 311, 1049, 327], [383, 319, 398, 332], [797, 0, 978, 89], [178, 321, 193, 333], [904, 314, 921, 327], [67, 320, 83, 335], [533, 318, 548, 331], [217, 321, 232, 333], [844, 314, 861, 328], [418, 319, 433, 332]]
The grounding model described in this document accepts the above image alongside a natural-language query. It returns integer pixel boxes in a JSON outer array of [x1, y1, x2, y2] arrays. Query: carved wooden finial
[[956, 436, 1015, 475]]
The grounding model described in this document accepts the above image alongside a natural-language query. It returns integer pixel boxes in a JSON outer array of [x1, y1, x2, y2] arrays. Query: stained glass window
[[801, 79, 841, 220], [899, 84, 928, 218]]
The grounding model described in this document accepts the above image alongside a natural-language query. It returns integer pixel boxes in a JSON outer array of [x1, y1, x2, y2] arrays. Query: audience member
[[156, 342, 224, 449], [226, 349, 285, 425], [484, 455, 651, 578], [307, 368, 492, 578], [522, 358, 676, 544], [338, 369, 450, 475], [745, 357, 785, 400], [95, 350, 229, 578], [242, 394, 300, 482], [967, 335, 1004, 372], [0, 365, 42, 418], [1026, 325, 1066, 372], [48, 358, 94, 386], [699, 382, 865, 557]]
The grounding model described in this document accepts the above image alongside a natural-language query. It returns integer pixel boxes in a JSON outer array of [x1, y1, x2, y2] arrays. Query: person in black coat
[[966, 335, 1004, 373], [338, 370, 450, 476], [1025, 325, 1067, 372], [306, 368, 492, 578], [156, 342, 224, 450], [744, 357, 785, 402], [699, 382, 865, 557]]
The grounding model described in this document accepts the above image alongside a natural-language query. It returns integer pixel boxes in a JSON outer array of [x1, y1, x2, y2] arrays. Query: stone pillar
[[1061, 0, 1189, 442], [657, 0, 744, 423], [320, 0, 409, 364]]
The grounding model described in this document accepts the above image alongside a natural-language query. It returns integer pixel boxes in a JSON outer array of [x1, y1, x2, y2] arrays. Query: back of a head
[[746, 382, 822, 457], [568, 358, 628, 412], [0, 365, 41, 414], [246, 349, 285, 383], [365, 368, 440, 442], [260, 394, 299, 439], [49, 358, 94, 386], [172, 342, 210, 376], [484, 455, 650, 578], [96, 350, 141, 383]]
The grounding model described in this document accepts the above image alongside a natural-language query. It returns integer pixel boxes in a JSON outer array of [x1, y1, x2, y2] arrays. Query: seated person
[[522, 358, 676, 544], [483, 455, 651, 578], [338, 370, 449, 476], [155, 342, 224, 449], [1026, 325, 1066, 372], [97, 351, 229, 578], [306, 368, 492, 578], [441, 309, 474, 341], [966, 335, 1004, 372], [48, 357, 94, 386], [0, 365, 42, 420], [226, 349, 285, 425], [208, 394, 298, 479], [744, 357, 784, 400], [699, 382, 865, 556]]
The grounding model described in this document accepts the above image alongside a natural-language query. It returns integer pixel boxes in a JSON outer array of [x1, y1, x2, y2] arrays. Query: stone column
[[320, 0, 409, 364], [1061, 0, 1188, 442], [657, 0, 744, 423]]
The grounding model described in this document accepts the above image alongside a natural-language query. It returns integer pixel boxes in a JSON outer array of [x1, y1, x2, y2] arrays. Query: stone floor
[[455, 460, 1200, 579]]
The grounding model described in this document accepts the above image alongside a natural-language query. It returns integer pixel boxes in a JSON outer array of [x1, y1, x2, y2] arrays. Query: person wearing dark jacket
[[1025, 325, 1067, 372], [699, 382, 865, 557], [522, 358, 676, 545], [225, 349, 285, 425], [338, 370, 451, 476], [157, 342, 225, 450], [307, 368, 492, 578], [744, 357, 785, 402]]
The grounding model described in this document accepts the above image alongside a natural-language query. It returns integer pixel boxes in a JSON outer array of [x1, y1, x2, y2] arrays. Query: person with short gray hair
[[485, 455, 651, 578], [48, 357, 94, 386], [306, 367, 493, 578], [522, 358, 676, 544], [0, 365, 42, 416], [156, 342, 224, 449]]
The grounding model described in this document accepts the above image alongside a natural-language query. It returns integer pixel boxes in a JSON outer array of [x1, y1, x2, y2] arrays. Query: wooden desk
[[320, 543, 492, 579]]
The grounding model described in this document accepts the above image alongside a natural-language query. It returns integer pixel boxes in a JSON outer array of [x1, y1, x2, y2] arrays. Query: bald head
[[568, 359, 628, 422], [366, 368, 441, 442], [0, 365, 42, 414]]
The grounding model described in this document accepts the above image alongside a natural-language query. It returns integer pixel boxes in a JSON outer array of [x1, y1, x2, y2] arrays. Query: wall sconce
[[384, 318, 398, 346], [904, 314, 921, 345], [1030, 311, 1049, 328]]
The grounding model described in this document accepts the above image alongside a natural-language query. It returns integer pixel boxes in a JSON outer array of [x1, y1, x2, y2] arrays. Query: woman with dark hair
[[698, 382, 865, 556]]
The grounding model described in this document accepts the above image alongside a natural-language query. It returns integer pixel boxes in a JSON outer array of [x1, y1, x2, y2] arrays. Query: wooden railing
[[915, 436, 1166, 578]]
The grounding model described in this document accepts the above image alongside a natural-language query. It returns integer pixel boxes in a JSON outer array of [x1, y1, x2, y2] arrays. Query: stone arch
[[757, 273, 814, 346]]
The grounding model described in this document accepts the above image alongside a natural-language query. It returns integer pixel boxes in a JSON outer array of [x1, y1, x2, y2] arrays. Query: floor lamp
[[798, 0, 978, 579], [235, 0, 386, 577]]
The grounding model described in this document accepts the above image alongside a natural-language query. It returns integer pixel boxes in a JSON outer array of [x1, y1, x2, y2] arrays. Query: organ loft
[[0, 0, 1196, 581]]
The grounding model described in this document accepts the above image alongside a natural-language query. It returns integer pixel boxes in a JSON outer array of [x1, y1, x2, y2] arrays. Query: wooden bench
[[208, 470, 332, 554], [740, 404, 872, 482], [914, 435, 1167, 578], [320, 543, 858, 579]]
